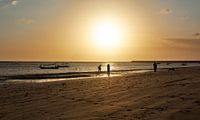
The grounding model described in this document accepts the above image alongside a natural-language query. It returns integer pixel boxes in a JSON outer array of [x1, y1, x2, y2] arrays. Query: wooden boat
[[39, 64, 59, 69]]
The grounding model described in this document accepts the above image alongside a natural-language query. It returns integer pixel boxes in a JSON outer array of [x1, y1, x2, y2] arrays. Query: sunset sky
[[0, 0, 200, 61]]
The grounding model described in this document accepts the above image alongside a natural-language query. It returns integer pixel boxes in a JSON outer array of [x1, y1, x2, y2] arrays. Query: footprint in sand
[[183, 109, 191, 113], [70, 98, 75, 100], [194, 100, 200, 106], [93, 102, 98, 105], [62, 96, 66, 98], [77, 98, 83, 101], [109, 104, 114, 106], [126, 109, 132, 112], [24, 92, 28, 97]]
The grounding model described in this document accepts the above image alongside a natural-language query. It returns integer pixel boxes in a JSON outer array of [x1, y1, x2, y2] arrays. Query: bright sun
[[92, 21, 123, 49]]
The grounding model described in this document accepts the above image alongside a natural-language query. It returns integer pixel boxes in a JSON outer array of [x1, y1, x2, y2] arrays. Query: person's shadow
[[107, 72, 110, 77]]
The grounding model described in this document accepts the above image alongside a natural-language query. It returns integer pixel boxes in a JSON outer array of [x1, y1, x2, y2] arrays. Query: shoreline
[[0, 66, 197, 83], [0, 69, 153, 82]]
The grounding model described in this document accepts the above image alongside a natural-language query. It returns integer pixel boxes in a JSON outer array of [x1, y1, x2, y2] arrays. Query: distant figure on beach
[[107, 64, 110, 76], [98, 64, 102, 72], [107, 64, 110, 73], [153, 62, 157, 72]]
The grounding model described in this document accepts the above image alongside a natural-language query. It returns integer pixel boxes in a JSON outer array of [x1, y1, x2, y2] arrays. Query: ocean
[[0, 61, 200, 82]]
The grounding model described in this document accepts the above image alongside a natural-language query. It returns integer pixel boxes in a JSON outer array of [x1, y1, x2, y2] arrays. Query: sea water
[[0, 61, 200, 81]]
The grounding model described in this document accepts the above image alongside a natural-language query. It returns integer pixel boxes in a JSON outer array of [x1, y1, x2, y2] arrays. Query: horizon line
[[1, 60, 200, 63]]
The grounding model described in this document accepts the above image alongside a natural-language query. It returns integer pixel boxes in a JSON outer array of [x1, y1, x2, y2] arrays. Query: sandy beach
[[0, 67, 200, 120]]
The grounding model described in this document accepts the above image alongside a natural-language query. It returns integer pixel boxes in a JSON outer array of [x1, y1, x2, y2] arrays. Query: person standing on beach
[[98, 64, 102, 72], [153, 62, 157, 72], [107, 64, 110, 72], [107, 64, 110, 76]]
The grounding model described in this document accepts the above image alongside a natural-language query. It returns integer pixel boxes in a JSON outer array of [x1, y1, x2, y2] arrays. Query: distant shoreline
[[0, 60, 200, 63]]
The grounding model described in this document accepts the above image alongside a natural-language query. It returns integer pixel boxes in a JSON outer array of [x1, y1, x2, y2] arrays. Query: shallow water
[[0, 61, 200, 82]]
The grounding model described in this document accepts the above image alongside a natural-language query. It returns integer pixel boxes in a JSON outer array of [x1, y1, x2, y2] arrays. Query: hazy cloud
[[164, 38, 200, 41], [193, 32, 200, 36], [11, 0, 19, 6], [160, 8, 172, 15], [163, 38, 200, 48], [0, 0, 19, 8], [18, 18, 34, 25]]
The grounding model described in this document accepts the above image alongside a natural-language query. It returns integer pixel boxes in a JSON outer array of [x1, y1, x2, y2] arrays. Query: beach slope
[[0, 67, 200, 120]]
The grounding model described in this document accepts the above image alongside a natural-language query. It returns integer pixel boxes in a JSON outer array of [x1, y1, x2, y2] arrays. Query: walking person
[[98, 64, 102, 72], [153, 62, 157, 72]]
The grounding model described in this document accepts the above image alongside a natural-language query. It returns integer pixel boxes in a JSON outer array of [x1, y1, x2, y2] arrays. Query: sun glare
[[92, 21, 123, 50]]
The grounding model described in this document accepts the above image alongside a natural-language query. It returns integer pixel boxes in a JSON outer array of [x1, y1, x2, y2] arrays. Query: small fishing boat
[[39, 64, 59, 69]]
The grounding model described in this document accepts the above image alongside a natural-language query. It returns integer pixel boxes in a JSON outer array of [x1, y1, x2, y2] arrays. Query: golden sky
[[0, 0, 200, 61]]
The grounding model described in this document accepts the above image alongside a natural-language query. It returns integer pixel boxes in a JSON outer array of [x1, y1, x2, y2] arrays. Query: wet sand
[[0, 69, 150, 81], [0, 67, 200, 120]]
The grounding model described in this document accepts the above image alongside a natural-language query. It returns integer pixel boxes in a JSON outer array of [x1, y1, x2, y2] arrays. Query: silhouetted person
[[153, 62, 157, 72], [98, 64, 102, 72], [107, 64, 110, 76]]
